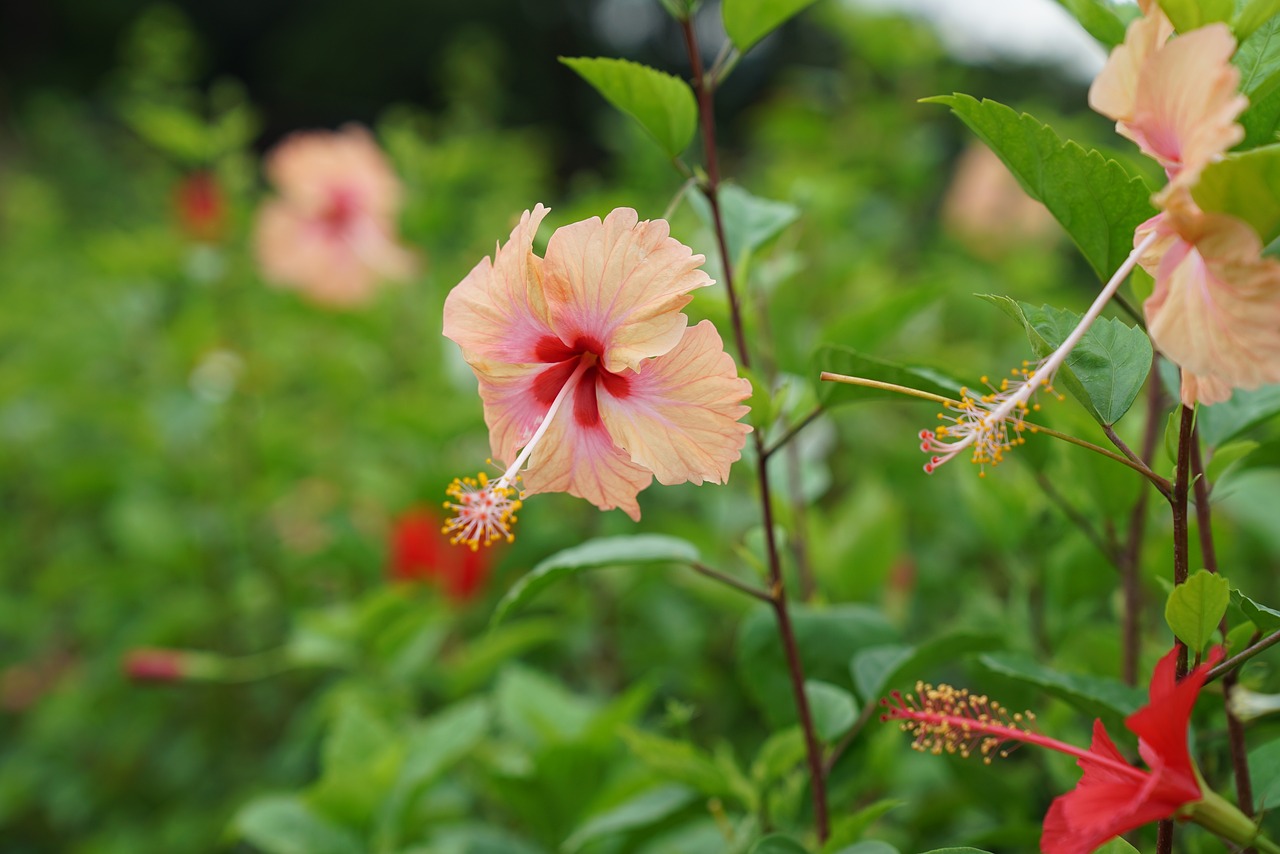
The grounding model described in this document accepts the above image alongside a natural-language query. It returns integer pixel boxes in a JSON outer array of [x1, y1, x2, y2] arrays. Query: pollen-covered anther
[[880, 681, 1034, 765], [442, 471, 523, 551]]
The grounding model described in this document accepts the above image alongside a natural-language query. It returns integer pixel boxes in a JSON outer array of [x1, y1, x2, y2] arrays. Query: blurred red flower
[[174, 171, 227, 243], [123, 648, 187, 683], [390, 508, 494, 601]]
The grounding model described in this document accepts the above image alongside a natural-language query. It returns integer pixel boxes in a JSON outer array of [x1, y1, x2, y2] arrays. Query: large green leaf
[[563, 785, 698, 853], [816, 345, 964, 407], [491, 534, 699, 625], [977, 653, 1147, 720], [1196, 382, 1280, 446], [980, 295, 1152, 426], [1194, 145, 1280, 244], [924, 94, 1156, 281], [1051, 0, 1135, 47], [1165, 570, 1231, 653], [560, 57, 697, 158], [1157, 0, 1234, 30], [1235, 13, 1280, 146], [850, 630, 1005, 704], [723, 0, 822, 54], [1250, 738, 1280, 809], [736, 604, 898, 726], [234, 796, 363, 854], [1231, 588, 1280, 632]]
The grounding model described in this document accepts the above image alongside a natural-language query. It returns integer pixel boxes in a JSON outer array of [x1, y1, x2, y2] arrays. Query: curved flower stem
[[682, 16, 829, 843], [818, 372, 1173, 497]]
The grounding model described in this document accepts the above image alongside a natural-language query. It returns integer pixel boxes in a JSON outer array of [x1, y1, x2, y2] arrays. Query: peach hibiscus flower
[[255, 125, 417, 307], [1089, 6, 1280, 405], [441, 205, 752, 548]]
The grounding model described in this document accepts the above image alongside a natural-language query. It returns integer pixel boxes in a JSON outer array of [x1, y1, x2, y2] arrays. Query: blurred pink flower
[[441, 205, 751, 546], [123, 648, 188, 683], [254, 125, 417, 307]]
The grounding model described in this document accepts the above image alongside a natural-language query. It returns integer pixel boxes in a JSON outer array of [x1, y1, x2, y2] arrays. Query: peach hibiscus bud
[[254, 125, 417, 307]]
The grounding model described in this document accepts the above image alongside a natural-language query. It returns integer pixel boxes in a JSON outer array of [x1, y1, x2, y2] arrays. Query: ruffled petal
[[542, 208, 713, 374], [444, 205, 557, 367], [598, 320, 752, 486], [521, 370, 653, 519], [1143, 206, 1280, 400], [1128, 24, 1244, 188], [1128, 647, 1220, 800], [1089, 7, 1174, 125], [471, 360, 561, 467]]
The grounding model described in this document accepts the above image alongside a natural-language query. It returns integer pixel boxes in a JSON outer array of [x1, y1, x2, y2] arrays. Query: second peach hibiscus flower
[[442, 205, 751, 546]]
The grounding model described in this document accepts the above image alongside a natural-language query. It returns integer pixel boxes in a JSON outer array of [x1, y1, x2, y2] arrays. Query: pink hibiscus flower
[[255, 125, 417, 307], [441, 205, 752, 548]]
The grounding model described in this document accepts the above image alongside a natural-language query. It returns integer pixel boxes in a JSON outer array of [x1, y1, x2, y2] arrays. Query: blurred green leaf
[[563, 785, 698, 853], [723, 0, 822, 54], [1206, 439, 1260, 483], [1251, 739, 1280, 809], [1165, 570, 1231, 653], [1234, 0, 1280, 41], [492, 534, 700, 625], [737, 604, 898, 726], [751, 727, 806, 786], [496, 665, 598, 746], [918, 850, 996, 854], [850, 631, 1004, 704], [620, 729, 755, 808], [830, 844, 898, 854], [977, 653, 1147, 719], [1234, 13, 1280, 96], [823, 801, 903, 853], [1156, 0, 1234, 29], [924, 94, 1155, 281], [817, 345, 964, 406], [1094, 841, 1141, 854], [560, 57, 697, 158], [233, 795, 363, 854], [1051, 0, 1132, 47], [1196, 383, 1280, 446], [688, 183, 801, 269], [980, 295, 1152, 426], [1194, 145, 1280, 244], [749, 835, 811, 854], [804, 680, 857, 741], [1231, 588, 1280, 632]]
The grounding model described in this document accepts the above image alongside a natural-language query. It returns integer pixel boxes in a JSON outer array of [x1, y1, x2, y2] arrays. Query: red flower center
[[532, 334, 633, 427]]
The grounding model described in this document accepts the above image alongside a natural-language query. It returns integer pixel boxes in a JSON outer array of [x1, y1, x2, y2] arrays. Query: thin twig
[[1120, 370, 1163, 685], [763, 405, 823, 460], [1206, 629, 1280, 683], [689, 561, 773, 603], [1034, 472, 1119, 565], [682, 17, 829, 843]]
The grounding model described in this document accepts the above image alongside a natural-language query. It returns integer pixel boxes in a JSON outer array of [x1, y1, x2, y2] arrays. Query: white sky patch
[[846, 0, 1125, 81]]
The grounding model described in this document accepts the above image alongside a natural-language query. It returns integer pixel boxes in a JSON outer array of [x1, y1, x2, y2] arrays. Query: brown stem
[[1206, 628, 1280, 682], [1191, 437, 1254, 824], [1158, 403, 1196, 854], [1120, 371, 1163, 685], [762, 405, 823, 460], [689, 561, 773, 603], [681, 17, 828, 842], [1034, 471, 1120, 566]]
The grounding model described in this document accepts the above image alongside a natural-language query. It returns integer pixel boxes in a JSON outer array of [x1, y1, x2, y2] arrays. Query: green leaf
[[980, 295, 1152, 426], [749, 835, 811, 854], [563, 785, 698, 853], [1196, 382, 1280, 446], [804, 680, 857, 741], [234, 796, 363, 854], [823, 801, 903, 853], [491, 534, 699, 625], [1231, 588, 1280, 632], [751, 727, 807, 785], [977, 653, 1147, 720], [687, 183, 801, 269], [1051, 0, 1132, 47], [816, 345, 964, 407], [723, 0, 822, 54], [1250, 738, 1280, 808], [1094, 839, 1142, 854], [1234, 0, 1280, 41], [1205, 439, 1260, 483], [1234, 13, 1280, 97], [495, 665, 598, 746], [1157, 0, 1234, 30], [560, 57, 697, 158], [919, 850, 996, 854], [620, 729, 753, 807], [1165, 569, 1231, 653], [830, 844, 898, 854], [850, 631, 1005, 705], [924, 94, 1155, 281], [658, 0, 699, 21], [737, 604, 898, 727], [1193, 145, 1280, 244]]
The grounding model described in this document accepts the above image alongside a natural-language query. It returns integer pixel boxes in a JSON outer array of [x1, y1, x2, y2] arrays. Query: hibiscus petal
[[1143, 208, 1280, 401], [1128, 646, 1220, 800], [255, 200, 383, 306], [266, 124, 404, 221], [521, 370, 653, 520], [542, 208, 714, 374], [597, 321, 752, 486], [1126, 24, 1244, 187], [472, 360, 561, 467], [444, 205, 558, 366], [1088, 7, 1174, 126]]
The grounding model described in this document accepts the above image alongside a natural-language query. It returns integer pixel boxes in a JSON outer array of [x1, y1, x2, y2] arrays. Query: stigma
[[442, 471, 523, 550]]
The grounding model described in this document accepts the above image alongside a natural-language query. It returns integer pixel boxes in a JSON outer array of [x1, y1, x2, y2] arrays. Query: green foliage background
[[3, 2, 1280, 853]]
